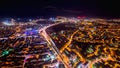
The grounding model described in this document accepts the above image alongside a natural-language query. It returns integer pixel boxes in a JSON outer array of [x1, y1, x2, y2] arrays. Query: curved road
[[39, 22, 71, 68]]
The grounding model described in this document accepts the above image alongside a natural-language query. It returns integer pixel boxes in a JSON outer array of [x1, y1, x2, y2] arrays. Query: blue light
[[24, 29, 38, 36], [2, 20, 13, 26], [29, 19, 32, 22], [49, 17, 55, 21]]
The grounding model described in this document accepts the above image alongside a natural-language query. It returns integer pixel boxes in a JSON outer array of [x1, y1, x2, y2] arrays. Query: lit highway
[[39, 23, 70, 68]]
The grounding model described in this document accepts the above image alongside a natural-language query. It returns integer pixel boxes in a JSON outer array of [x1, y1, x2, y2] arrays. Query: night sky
[[0, 0, 119, 18]]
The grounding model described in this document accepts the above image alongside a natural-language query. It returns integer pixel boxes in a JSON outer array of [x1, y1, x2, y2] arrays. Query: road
[[60, 30, 79, 53], [39, 22, 71, 68]]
